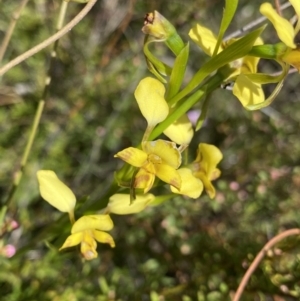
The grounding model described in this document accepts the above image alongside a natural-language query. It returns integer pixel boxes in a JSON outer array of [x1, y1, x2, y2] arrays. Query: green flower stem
[[4, 1, 69, 207], [249, 43, 288, 59], [181, 147, 189, 165], [0, 205, 8, 230], [4, 100, 45, 207], [142, 125, 155, 142], [68, 210, 75, 225]]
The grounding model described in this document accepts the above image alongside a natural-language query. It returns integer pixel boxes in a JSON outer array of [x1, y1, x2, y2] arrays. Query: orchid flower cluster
[[37, 0, 300, 260]]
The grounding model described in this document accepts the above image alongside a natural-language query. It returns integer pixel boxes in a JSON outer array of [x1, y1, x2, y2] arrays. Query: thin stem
[[142, 126, 154, 142], [233, 228, 300, 301], [0, 0, 29, 64], [0, 0, 98, 76], [0, 206, 8, 230], [68, 210, 75, 225], [274, 0, 282, 16], [4, 1, 70, 207], [4, 100, 45, 206]]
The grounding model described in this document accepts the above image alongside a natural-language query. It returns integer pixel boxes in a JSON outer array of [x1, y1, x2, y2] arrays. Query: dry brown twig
[[0, 0, 98, 77], [233, 228, 300, 301], [274, 0, 282, 16]]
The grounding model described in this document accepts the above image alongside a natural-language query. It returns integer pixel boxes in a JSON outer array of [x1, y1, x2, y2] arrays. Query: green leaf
[[169, 25, 266, 106], [166, 43, 189, 100], [213, 0, 239, 56]]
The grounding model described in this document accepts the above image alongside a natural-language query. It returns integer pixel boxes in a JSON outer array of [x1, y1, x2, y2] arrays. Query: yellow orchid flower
[[105, 193, 155, 215], [189, 24, 265, 107], [191, 143, 223, 199], [115, 139, 182, 193], [60, 215, 115, 260], [260, 1, 300, 71], [170, 168, 203, 199], [37, 170, 76, 222], [163, 113, 194, 146]]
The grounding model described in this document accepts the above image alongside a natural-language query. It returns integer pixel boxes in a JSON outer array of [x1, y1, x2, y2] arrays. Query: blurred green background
[[1, 0, 300, 300]]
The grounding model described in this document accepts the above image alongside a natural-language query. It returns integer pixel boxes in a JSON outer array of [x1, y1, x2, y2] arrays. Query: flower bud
[[142, 11, 184, 55], [142, 11, 176, 40]]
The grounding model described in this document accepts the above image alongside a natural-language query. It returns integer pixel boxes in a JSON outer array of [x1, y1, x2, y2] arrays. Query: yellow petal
[[92, 230, 115, 248], [233, 74, 265, 107], [107, 193, 155, 215], [163, 114, 194, 145], [282, 47, 300, 71], [142, 161, 156, 174], [154, 163, 181, 190], [241, 56, 259, 74], [81, 231, 98, 260], [189, 23, 219, 56], [142, 140, 181, 169], [59, 232, 83, 250], [114, 147, 147, 167], [134, 168, 155, 193], [134, 77, 169, 127], [37, 170, 76, 213], [260, 3, 296, 48], [194, 143, 223, 180], [170, 168, 203, 199], [71, 215, 114, 234], [241, 37, 263, 74], [81, 243, 98, 260], [194, 171, 217, 199]]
